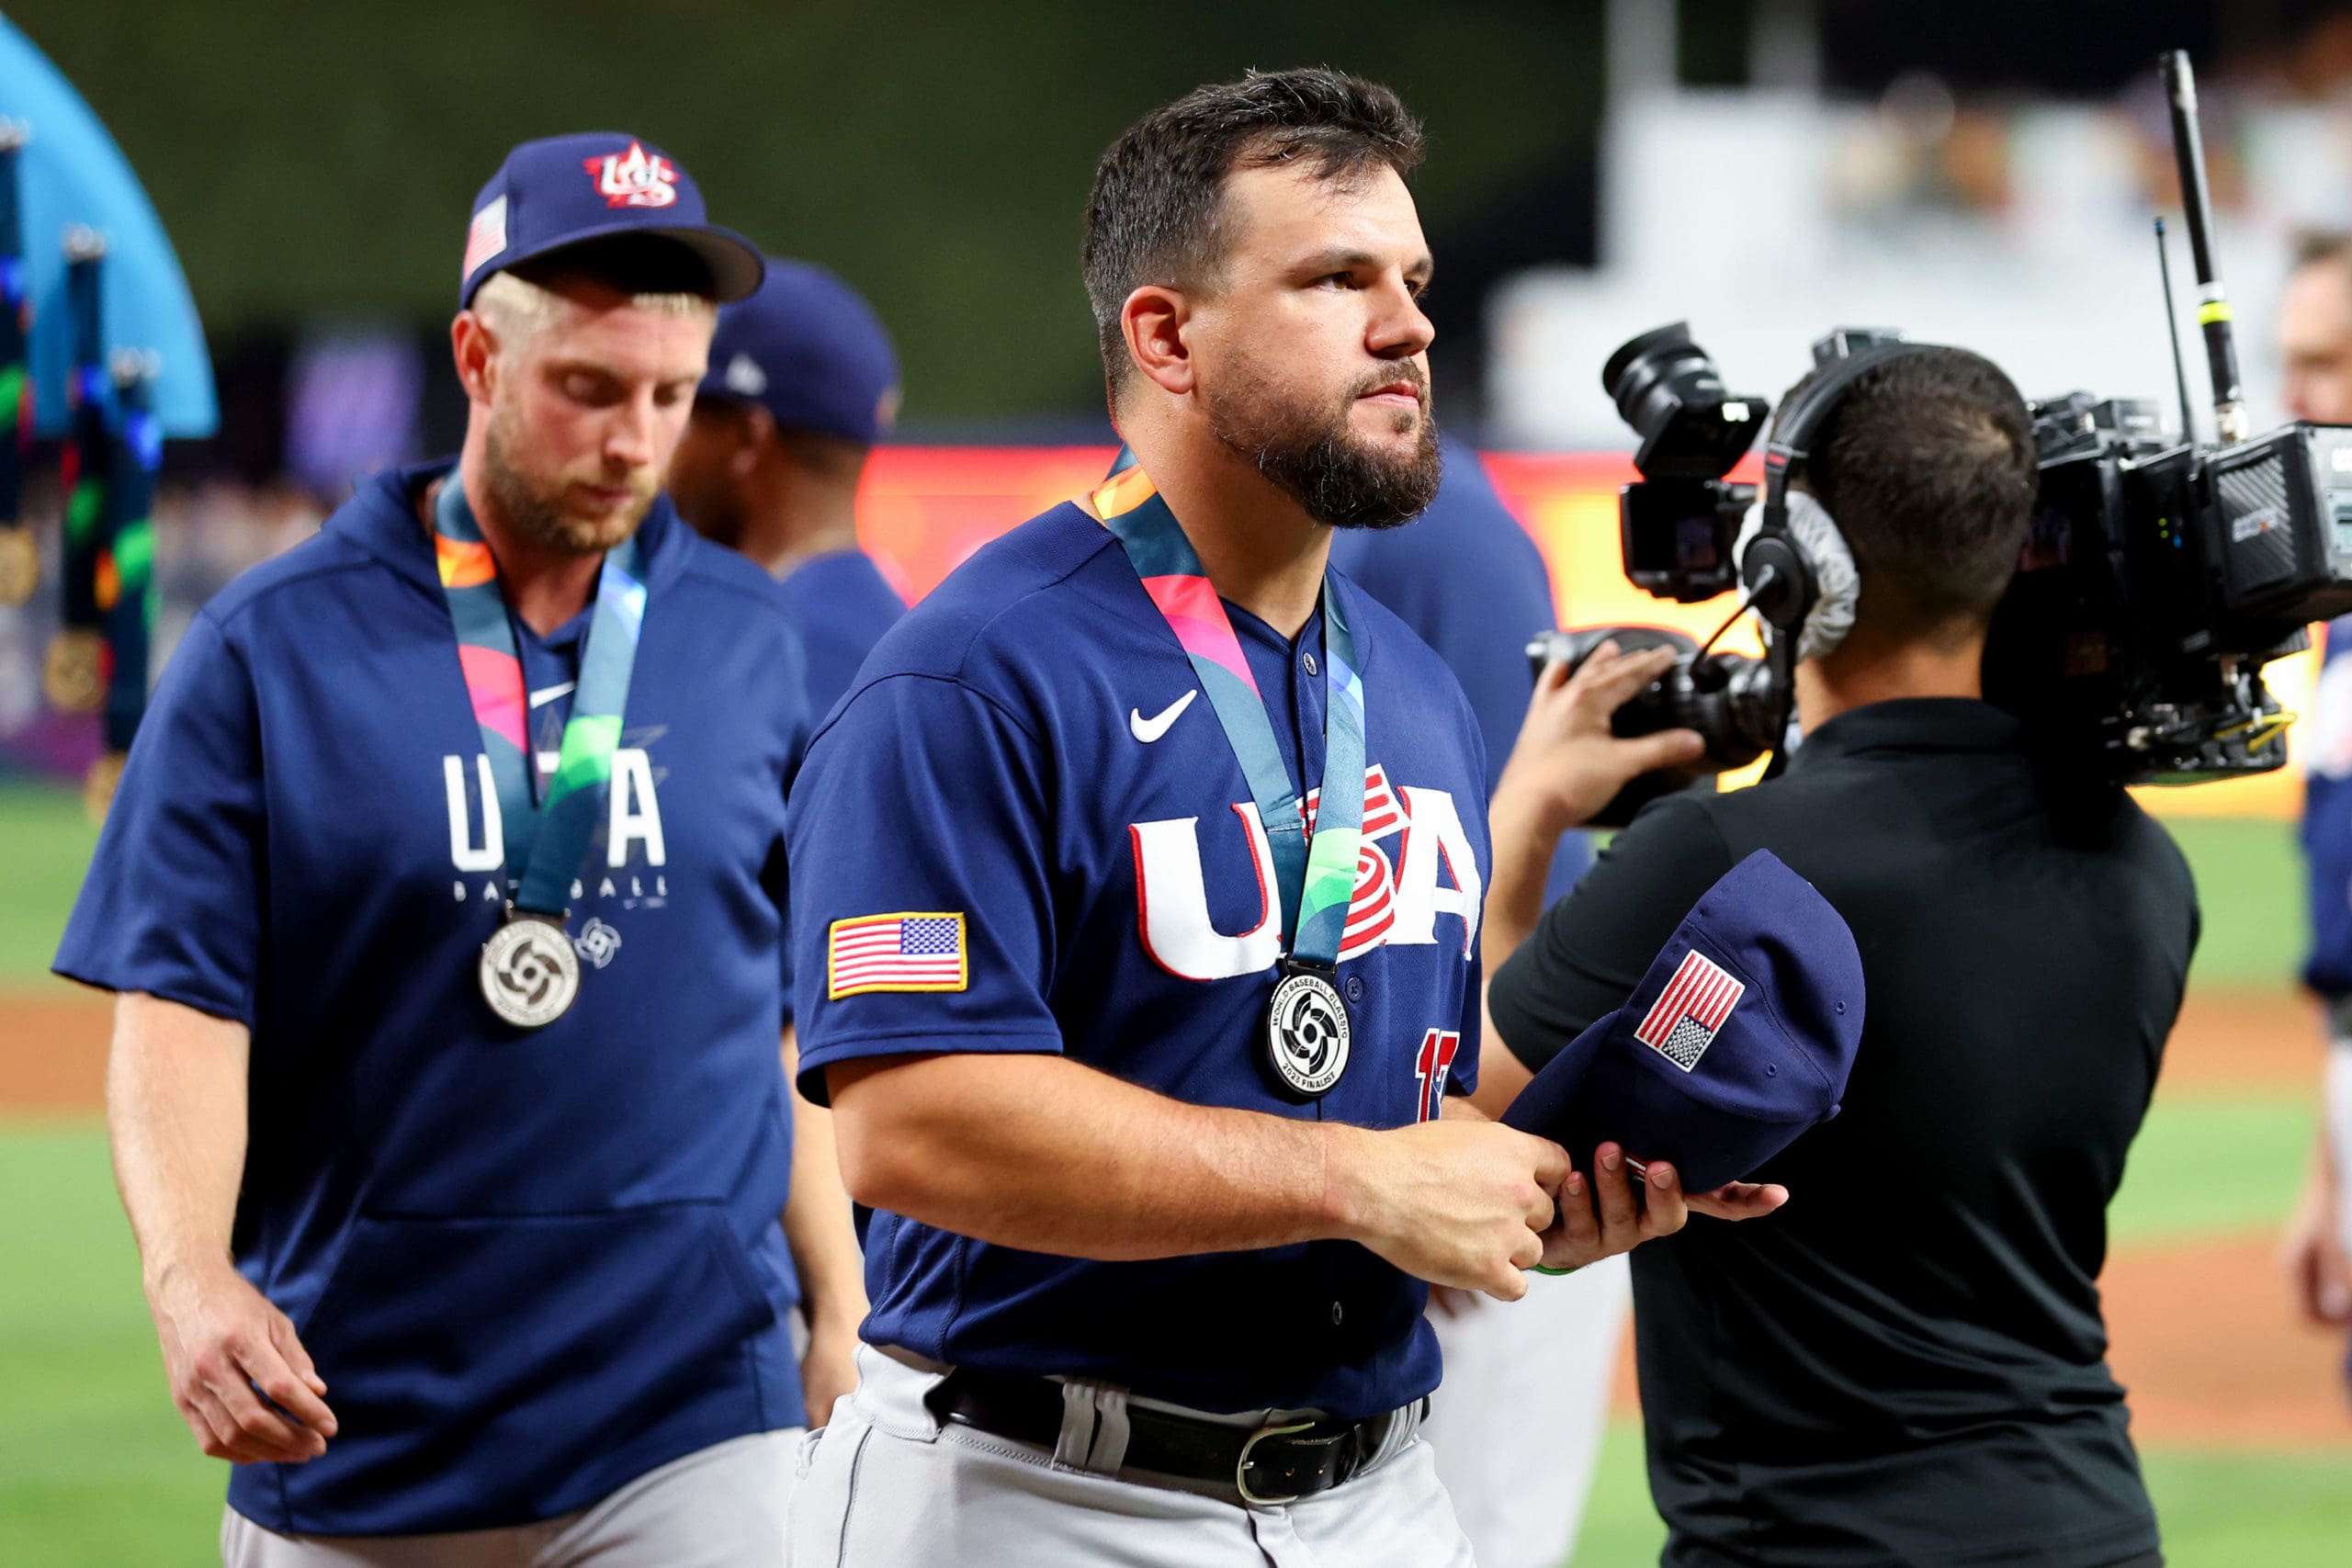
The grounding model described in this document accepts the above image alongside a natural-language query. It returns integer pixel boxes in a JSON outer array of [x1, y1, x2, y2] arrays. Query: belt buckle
[[1235, 1416, 1317, 1506]]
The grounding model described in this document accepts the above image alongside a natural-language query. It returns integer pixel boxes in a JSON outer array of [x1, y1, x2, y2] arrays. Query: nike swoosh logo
[[529, 681, 575, 708], [1130, 689, 1199, 743]]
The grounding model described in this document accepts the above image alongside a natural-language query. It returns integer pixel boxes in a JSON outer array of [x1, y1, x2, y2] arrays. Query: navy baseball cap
[[458, 132, 763, 308], [698, 258, 902, 445], [1503, 850, 1863, 1192]]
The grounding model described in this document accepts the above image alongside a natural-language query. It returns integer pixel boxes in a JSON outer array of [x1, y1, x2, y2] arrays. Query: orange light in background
[[857, 446, 2313, 821]]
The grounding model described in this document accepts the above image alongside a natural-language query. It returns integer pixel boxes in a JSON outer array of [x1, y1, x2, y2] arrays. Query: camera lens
[[1603, 323, 1718, 432], [1601, 322, 1765, 480]]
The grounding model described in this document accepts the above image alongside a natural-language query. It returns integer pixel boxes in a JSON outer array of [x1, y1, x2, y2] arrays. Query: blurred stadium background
[[4, 2, 2351, 1562]]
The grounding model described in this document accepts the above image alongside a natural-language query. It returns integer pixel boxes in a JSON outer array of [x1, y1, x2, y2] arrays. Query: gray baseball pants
[[220, 1427, 802, 1567], [786, 1344, 1476, 1566]]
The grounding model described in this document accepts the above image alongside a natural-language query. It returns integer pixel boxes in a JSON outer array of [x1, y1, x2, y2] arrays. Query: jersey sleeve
[[1487, 792, 1738, 1074], [786, 671, 1061, 1104], [52, 611, 267, 1026]]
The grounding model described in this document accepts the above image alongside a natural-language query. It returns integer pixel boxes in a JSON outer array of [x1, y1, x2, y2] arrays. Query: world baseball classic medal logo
[[582, 141, 679, 209], [1264, 970, 1351, 1098], [480, 917, 582, 1028], [1634, 951, 1745, 1072], [571, 916, 623, 969]]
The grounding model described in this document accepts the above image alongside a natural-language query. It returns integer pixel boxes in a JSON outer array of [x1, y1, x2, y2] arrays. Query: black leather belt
[[922, 1365, 1421, 1505]]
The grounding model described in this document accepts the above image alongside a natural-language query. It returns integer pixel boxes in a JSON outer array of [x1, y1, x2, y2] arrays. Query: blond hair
[[470, 269, 713, 358]]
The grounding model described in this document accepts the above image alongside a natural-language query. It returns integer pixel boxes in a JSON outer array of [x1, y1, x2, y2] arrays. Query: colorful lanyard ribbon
[[1092, 466, 1365, 968], [431, 478, 648, 919]]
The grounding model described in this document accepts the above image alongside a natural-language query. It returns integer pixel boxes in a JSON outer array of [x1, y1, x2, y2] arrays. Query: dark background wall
[[11, 0, 2334, 437], [7, 1, 1608, 425]]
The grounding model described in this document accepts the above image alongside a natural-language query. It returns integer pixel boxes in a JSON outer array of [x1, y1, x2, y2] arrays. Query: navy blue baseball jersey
[[54, 462, 811, 1535], [778, 547, 905, 721], [786, 499, 1493, 1422], [2304, 616, 2352, 997], [1329, 440, 1591, 897]]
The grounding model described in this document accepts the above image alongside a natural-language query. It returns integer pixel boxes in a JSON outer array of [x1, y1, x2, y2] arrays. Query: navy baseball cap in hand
[[1503, 850, 1862, 1192], [699, 259, 902, 445], [459, 132, 764, 308]]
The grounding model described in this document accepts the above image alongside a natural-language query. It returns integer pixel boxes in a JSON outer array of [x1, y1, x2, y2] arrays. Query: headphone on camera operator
[[1534, 325, 1946, 827]]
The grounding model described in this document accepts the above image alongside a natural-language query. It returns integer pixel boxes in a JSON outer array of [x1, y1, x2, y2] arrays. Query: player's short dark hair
[[1081, 67, 1425, 399], [1784, 347, 2039, 638]]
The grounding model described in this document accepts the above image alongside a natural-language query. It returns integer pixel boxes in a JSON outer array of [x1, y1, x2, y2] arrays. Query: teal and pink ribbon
[[1093, 465, 1365, 968], [432, 478, 646, 919]]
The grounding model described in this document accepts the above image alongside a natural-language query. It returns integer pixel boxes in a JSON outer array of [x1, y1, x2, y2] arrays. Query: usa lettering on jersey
[[442, 748, 667, 872], [1130, 762, 1481, 982]]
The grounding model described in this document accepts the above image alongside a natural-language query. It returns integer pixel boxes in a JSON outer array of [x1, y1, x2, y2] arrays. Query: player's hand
[[1687, 1179, 1789, 1223], [799, 1315, 861, 1428], [1495, 641, 1705, 831], [2277, 1160, 2352, 1325], [1338, 1120, 1570, 1302], [1425, 1284, 1482, 1319], [145, 1254, 336, 1464], [1536, 1145, 1789, 1272]]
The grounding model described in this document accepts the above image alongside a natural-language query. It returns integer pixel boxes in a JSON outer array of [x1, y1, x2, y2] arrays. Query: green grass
[[2166, 816, 2306, 992], [2110, 1092, 2316, 1247], [0, 1123, 221, 1565]]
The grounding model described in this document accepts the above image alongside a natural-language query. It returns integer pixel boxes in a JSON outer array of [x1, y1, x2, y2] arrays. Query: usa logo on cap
[[1634, 951, 1746, 1071], [583, 141, 679, 209]]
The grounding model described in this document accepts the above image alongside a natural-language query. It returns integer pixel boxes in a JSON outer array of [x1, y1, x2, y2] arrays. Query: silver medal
[[1264, 969, 1351, 1099], [479, 914, 581, 1028]]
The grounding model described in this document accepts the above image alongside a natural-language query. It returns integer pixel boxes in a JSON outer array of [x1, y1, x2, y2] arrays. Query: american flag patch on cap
[[462, 196, 509, 279], [827, 912, 968, 998], [1634, 950, 1745, 1071]]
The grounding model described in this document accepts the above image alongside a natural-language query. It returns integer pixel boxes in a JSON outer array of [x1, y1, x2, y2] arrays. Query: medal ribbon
[[431, 478, 648, 919], [1092, 466, 1365, 967]]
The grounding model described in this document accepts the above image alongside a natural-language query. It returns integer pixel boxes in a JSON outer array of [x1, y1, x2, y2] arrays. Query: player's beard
[[481, 398, 655, 557], [1205, 361, 1442, 531]]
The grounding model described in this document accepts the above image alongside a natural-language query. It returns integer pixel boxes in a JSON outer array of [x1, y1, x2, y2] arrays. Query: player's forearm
[[779, 1028, 868, 1331], [1468, 984, 1536, 1118], [1483, 781, 1569, 968], [827, 1052, 1374, 1260], [106, 993, 251, 1293]]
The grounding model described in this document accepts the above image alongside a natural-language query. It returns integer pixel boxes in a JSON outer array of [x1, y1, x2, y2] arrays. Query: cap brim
[[464, 219, 766, 306]]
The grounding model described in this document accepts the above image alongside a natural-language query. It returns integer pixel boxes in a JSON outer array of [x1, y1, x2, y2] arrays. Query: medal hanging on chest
[[1093, 466, 1368, 1100], [431, 478, 650, 1029]]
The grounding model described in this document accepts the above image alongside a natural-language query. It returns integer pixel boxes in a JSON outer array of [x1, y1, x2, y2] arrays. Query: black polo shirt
[[1489, 698, 2197, 1568]]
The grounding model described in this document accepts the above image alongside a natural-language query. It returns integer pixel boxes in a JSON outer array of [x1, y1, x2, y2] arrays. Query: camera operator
[[2277, 229, 2352, 1358], [1472, 348, 2199, 1567]]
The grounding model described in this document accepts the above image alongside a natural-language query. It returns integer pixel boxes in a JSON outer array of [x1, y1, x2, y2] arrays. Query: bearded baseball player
[[54, 133, 864, 1565], [780, 69, 1776, 1566]]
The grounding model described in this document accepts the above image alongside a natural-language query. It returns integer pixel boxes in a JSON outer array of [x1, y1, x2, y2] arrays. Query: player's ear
[[451, 311, 498, 407], [736, 404, 776, 479], [1122, 285, 1195, 398]]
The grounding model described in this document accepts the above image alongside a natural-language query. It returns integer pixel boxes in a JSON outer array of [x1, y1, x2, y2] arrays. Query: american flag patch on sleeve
[[827, 912, 969, 998], [1633, 950, 1745, 1071]]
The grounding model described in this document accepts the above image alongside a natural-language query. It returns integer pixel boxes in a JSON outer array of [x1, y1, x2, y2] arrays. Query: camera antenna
[[2162, 50, 2250, 444], [2154, 217, 2198, 444]]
